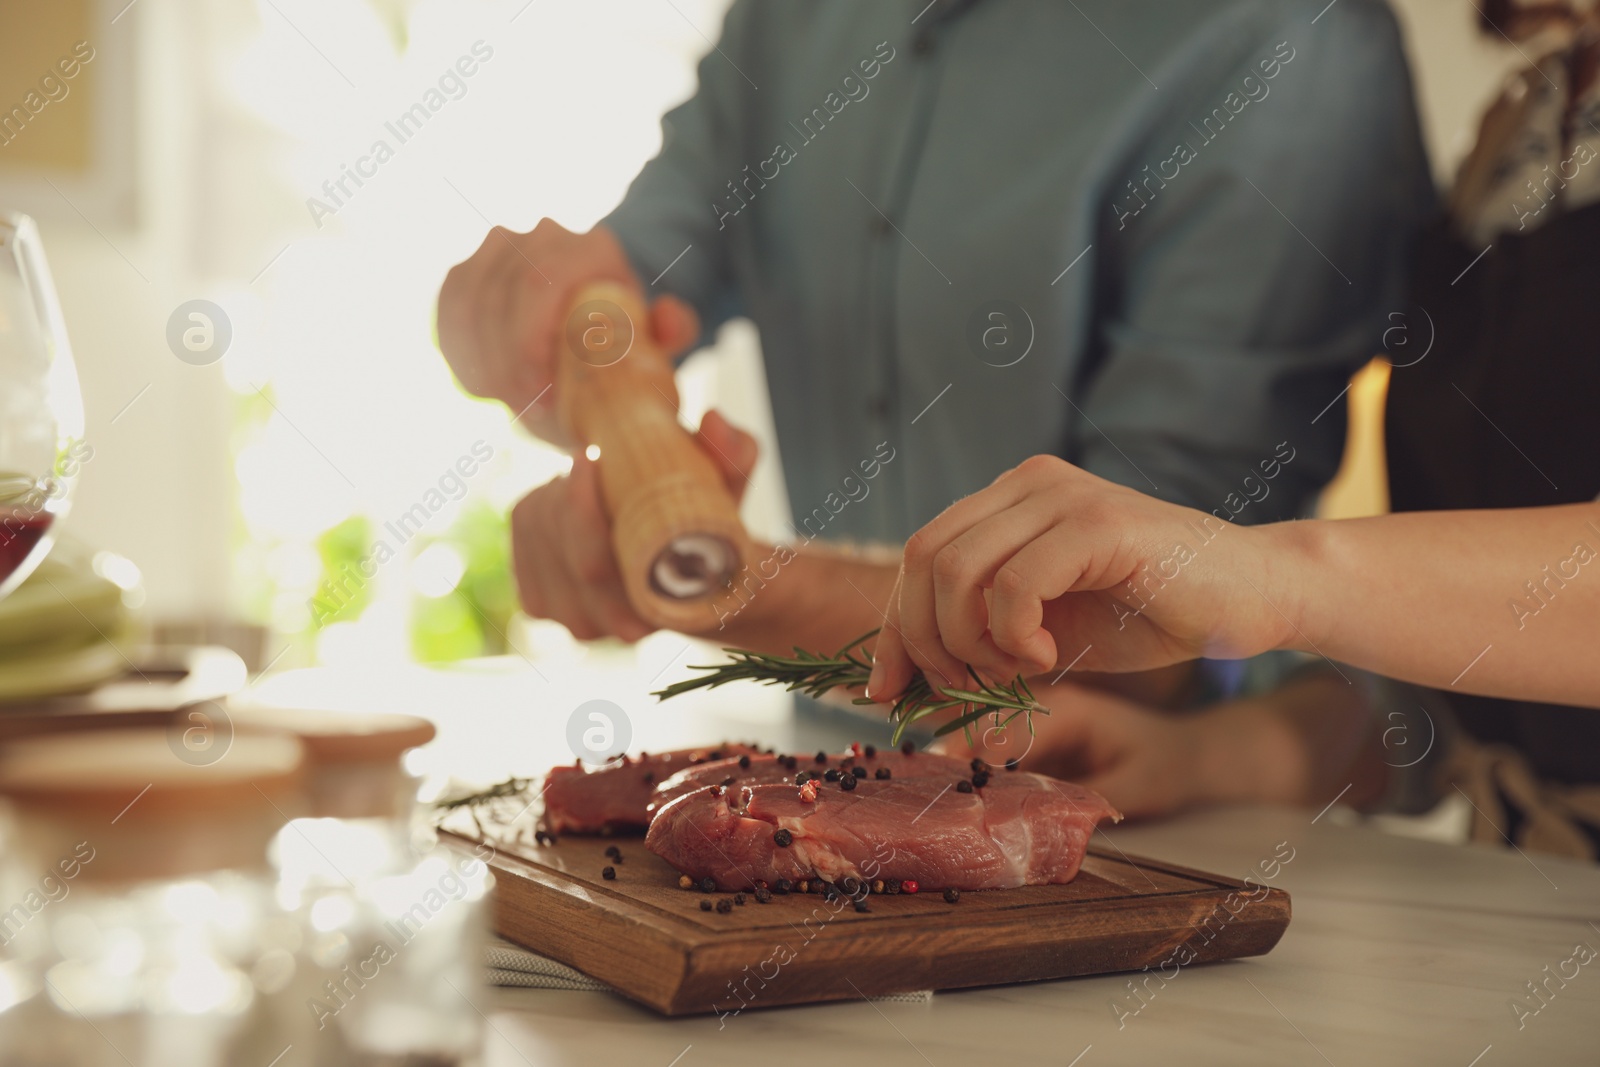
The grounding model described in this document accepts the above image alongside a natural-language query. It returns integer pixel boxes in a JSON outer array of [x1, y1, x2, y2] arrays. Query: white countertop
[[251, 647, 1600, 1067]]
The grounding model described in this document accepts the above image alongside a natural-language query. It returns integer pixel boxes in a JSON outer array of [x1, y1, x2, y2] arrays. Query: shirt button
[[912, 28, 935, 57]]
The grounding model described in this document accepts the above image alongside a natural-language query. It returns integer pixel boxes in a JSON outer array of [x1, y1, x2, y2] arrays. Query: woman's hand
[[867, 456, 1298, 698], [935, 683, 1208, 819], [935, 677, 1359, 820]]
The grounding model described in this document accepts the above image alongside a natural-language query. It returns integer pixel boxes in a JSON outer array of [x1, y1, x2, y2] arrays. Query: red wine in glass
[[0, 511, 54, 587]]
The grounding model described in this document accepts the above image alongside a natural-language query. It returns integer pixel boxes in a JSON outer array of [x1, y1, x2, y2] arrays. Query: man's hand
[[510, 410, 757, 641], [867, 455, 1297, 698], [437, 220, 701, 441]]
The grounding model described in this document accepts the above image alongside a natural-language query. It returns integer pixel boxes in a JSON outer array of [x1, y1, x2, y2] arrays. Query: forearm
[[1271, 504, 1600, 707], [710, 546, 898, 656]]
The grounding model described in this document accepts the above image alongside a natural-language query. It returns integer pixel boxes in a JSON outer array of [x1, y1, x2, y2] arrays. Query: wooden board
[[444, 827, 1291, 1016]]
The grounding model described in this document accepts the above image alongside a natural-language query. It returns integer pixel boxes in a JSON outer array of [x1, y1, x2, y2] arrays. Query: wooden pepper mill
[[555, 281, 754, 632]]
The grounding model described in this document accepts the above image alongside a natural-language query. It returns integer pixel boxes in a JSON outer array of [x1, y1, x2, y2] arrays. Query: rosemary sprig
[[653, 629, 1048, 746]]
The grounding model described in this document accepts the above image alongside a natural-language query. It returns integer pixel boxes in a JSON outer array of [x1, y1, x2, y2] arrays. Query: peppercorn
[[852, 766, 868, 779], [721, 776, 735, 787], [1005, 757, 1020, 772], [739, 754, 752, 769], [797, 880, 810, 894], [864, 744, 876, 758], [709, 750, 724, 761], [943, 887, 961, 904], [854, 900, 870, 913], [699, 899, 713, 912], [901, 740, 915, 755], [602, 866, 616, 880], [642, 772, 654, 784], [871, 879, 885, 895], [886, 879, 902, 895], [699, 877, 716, 893], [735, 893, 746, 905], [970, 758, 987, 773], [902, 879, 920, 894], [774, 828, 794, 848], [972, 771, 991, 788], [841, 775, 858, 792], [716, 898, 734, 914], [841, 876, 862, 897], [775, 878, 793, 895], [604, 845, 622, 860], [824, 768, 842, 782], [815, 750, 828, 763], [709, 785, 724, 797], [795, 771, 813, 786], [956, 780, 973, 793], [534, 830, 554, 846], [755, 887, 773, 904], [875, 767, 892, 780], [678, 874, 694, 890], [783, 756, 799, 771]]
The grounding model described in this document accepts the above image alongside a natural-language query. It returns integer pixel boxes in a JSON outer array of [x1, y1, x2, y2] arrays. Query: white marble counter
[[250, 649, 1600, 1067]]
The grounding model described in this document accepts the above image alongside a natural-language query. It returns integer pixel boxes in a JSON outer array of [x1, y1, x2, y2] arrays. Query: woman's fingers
[[865, 578, 917, 701], [930, 496, 1065, 679]]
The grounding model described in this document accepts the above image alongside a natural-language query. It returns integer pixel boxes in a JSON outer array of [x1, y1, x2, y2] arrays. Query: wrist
[[1187, 701, 1312, 807], [1254, 519, 1332, 656]]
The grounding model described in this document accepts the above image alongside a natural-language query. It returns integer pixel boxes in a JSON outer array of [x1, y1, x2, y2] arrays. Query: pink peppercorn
[[902, 880, 920, 895]]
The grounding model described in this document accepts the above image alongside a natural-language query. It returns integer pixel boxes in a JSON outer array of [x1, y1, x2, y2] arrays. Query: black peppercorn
[[886, 879, 902, 895], [795, 771, 813, 786], [852, 766, 868, 779], [699, 877, 716, 893], [854, 900, 870, 913], [773, 828, 793, 847], [970, 758, 987, 773], [721, 776, 735, 787], [755, 887, 773, 904], [716, 898, 734, 914], [901, 740, 915, 755], [601, 866, 616, 880], [775, 878, 793, 895], [972, 771, 990, 788], [875, 767, 892, 780], [1005, 757, 1020, 772], [699, 899, 713, 912], [739, 754, 751, 769], [815, 750, 828, 763], [943, 887, 960, 903], [709, 750, 724, 761], [840, 775, 858, 792], [783, 756, 799, 771], [841, 876, 861, 897], [735, 893, 746, 905], [824, 768, 842, 782], [956, 780, 974, 793], [864, 744, 876, 758], [604, 845, 621, 860]]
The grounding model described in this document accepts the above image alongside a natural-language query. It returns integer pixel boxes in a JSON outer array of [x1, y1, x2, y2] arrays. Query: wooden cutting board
[[443, 822, 1290, 1016]]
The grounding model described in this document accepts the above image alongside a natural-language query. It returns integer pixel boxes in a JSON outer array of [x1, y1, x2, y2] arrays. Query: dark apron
[[1385, 201, 1600, 786]]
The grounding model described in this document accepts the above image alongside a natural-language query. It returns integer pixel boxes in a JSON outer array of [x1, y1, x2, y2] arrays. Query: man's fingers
[[650, 294, 702, 358], [697, 409, 758, 501], [563, 455, 654, 641]]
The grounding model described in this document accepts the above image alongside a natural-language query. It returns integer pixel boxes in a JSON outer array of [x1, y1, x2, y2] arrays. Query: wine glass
[[0, 213, 85, 601]]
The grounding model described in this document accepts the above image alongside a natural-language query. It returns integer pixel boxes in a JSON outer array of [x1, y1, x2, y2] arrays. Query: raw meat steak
[[542, 743, 761, 834], [645, 758, 1119, 891], [645, 745, 930, 817]]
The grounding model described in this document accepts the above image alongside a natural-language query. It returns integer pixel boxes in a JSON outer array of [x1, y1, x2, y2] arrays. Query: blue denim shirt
[[605, 0, 1435, 542]]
